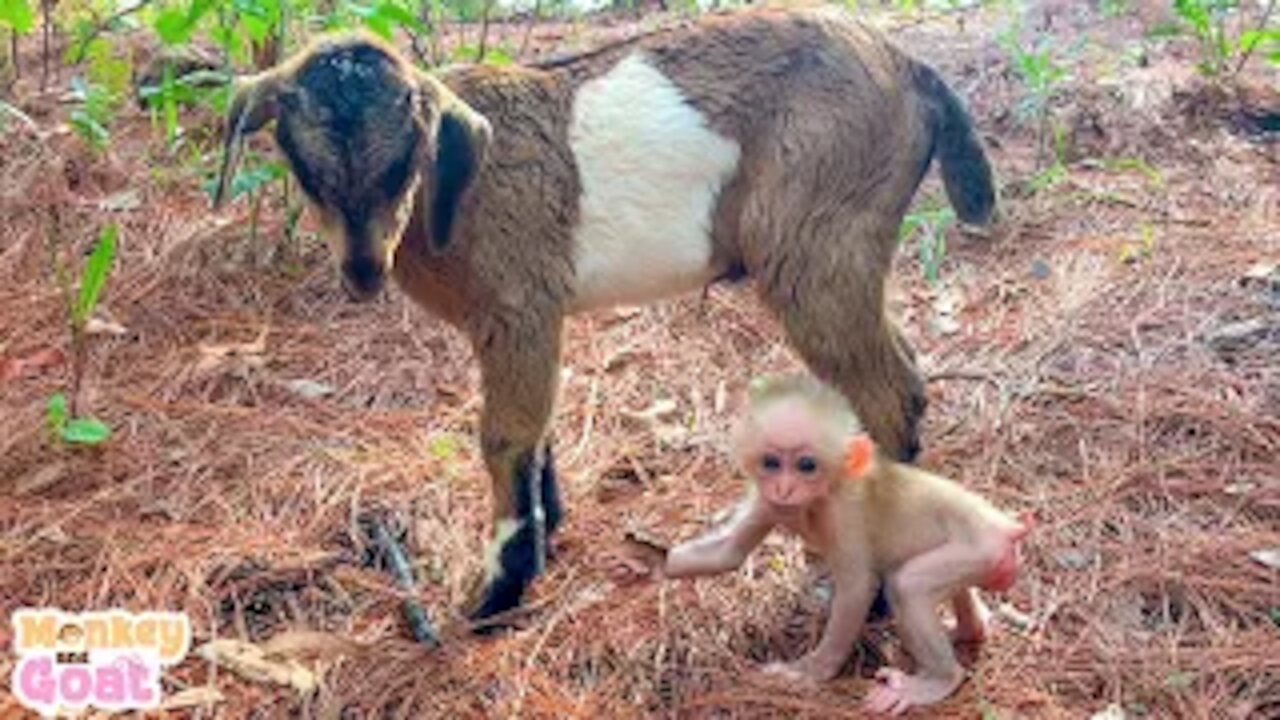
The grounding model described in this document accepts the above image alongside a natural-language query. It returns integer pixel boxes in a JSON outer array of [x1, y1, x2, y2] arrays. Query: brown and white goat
[[212, 7, 998, 624]]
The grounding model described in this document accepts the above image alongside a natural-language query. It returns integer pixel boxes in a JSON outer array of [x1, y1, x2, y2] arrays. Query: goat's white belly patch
[[567, 53, 741, 312]]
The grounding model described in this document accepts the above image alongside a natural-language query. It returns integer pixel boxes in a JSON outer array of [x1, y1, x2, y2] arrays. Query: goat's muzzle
[[341, 256, 386, 302]]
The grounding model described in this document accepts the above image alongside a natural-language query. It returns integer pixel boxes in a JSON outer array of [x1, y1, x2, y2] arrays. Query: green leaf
[[1239, 28, 1280, 55], [153, 0, 216, 46], [74, 224, 118, 326], [201, 161, 286, 203], [61, 417, 112, 445], [451, 43, 479, 62], [374, 1, 423, 32], [46, 393, 68, 434], [70, 108, 111, 150], [362, 13, 393, 39], [84, 38, 131, 97], [427, 433, 461, 460], [0, 0, 35, 34], [350, 0, 425, 38], [153, 8, 190, 45], [485, 47, 515, 66]]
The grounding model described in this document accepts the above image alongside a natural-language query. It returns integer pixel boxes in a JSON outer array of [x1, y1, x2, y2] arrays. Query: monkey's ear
[[213, 71, 287, 209], [419, 75, 492, 251], [844, 434, 876, 479]]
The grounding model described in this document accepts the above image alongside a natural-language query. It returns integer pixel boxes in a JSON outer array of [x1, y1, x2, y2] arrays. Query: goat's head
[[213, 35, 491, 301]]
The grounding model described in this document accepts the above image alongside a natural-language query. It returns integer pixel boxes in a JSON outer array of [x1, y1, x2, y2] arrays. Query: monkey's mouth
[[340, 257, 387, 302], [766, 497, 810, 511]]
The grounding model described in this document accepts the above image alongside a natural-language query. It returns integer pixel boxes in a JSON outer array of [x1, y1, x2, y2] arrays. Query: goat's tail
[[912, 61, 997, 227]]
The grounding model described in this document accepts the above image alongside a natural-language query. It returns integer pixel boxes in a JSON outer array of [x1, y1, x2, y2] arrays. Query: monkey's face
[[274, 47, 426, 302], [745, 401, 840, 509], [755, 448, 833, 508]]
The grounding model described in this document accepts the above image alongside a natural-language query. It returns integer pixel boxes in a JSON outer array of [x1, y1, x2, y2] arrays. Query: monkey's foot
[[862, 668, 963, 716]]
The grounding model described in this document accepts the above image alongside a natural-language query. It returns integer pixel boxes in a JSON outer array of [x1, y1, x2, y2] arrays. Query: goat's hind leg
[[540, 441, 564, 557], [754, 214, 926, 462]]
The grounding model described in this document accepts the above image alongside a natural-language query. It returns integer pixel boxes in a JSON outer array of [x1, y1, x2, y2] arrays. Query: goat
[[212, 6, 998, 624]]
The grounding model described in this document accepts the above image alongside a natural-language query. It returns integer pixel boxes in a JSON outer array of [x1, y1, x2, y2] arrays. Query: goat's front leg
[[467, 314, 563, 626]]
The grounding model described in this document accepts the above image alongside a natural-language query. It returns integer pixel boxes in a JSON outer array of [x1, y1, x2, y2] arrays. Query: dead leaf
[[195, 638, 318, 695], [621, 399, 679, 425], [97, 189, 141, 212], [603, 347, 647, 372], [259, 630, 361, 662], [1248, 547, 1280, 570], [1243, 261, 1276, 281], [996, 602, 1034, 632], [85, 317, 128, 336], [15, 462, 67, 496], [928, 287, 963, 336], [196, 329, 268, 374], [282, 379, 335, 400], [0, 347, 65, 382], [159, 686, 225, 711], [929, 314, 962, 336], [1090, 703, 1127, 720]]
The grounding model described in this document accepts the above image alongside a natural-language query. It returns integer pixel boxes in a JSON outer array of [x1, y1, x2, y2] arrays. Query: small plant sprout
[[1173, 0, 1280, 77], [899, 199, 957, 285], [1118, 222, 1157, 265], [44, 222, 118, 447]]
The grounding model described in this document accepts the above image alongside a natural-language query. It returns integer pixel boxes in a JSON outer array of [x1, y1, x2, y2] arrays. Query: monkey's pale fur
[[213, 7, 998, 621], [647, 373, 1029, 713]]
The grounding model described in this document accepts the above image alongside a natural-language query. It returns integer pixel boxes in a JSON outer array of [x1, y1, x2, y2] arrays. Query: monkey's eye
[[796, 456, 819, 475], [761, 454, 782, 473]]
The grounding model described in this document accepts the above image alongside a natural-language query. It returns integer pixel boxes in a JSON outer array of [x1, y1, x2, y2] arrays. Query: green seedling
[[1117, 223, 1157, 265], [899, 202, 956, 284], [45, 223, 118, 447], [1173, 0, 1279, 76]]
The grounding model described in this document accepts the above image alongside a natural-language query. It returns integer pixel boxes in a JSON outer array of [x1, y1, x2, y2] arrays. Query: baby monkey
[[623, 374, 1031, 715]]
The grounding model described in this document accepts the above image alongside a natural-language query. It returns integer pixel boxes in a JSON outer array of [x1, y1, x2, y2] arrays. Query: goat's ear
[[213, 71, 287, 209], [419, 76, 491, 251]]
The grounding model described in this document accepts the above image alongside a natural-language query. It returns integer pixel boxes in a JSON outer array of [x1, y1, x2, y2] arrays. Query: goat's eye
[[796, 456, 819, 475], [761, 454, 782, 472]]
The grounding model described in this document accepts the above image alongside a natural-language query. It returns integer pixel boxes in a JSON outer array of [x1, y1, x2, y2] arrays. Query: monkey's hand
[[611, 531, 670, 583]]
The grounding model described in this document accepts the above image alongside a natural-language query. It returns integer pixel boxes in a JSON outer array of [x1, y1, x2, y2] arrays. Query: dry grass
[[2, 3, 1278, 718]]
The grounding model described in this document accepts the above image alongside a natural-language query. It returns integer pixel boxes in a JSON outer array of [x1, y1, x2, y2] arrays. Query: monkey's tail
[[912, 61, 998, 227]]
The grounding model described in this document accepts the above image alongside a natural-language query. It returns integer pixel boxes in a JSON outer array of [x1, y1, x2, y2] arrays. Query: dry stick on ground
[[364, 513, 440, 648]]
